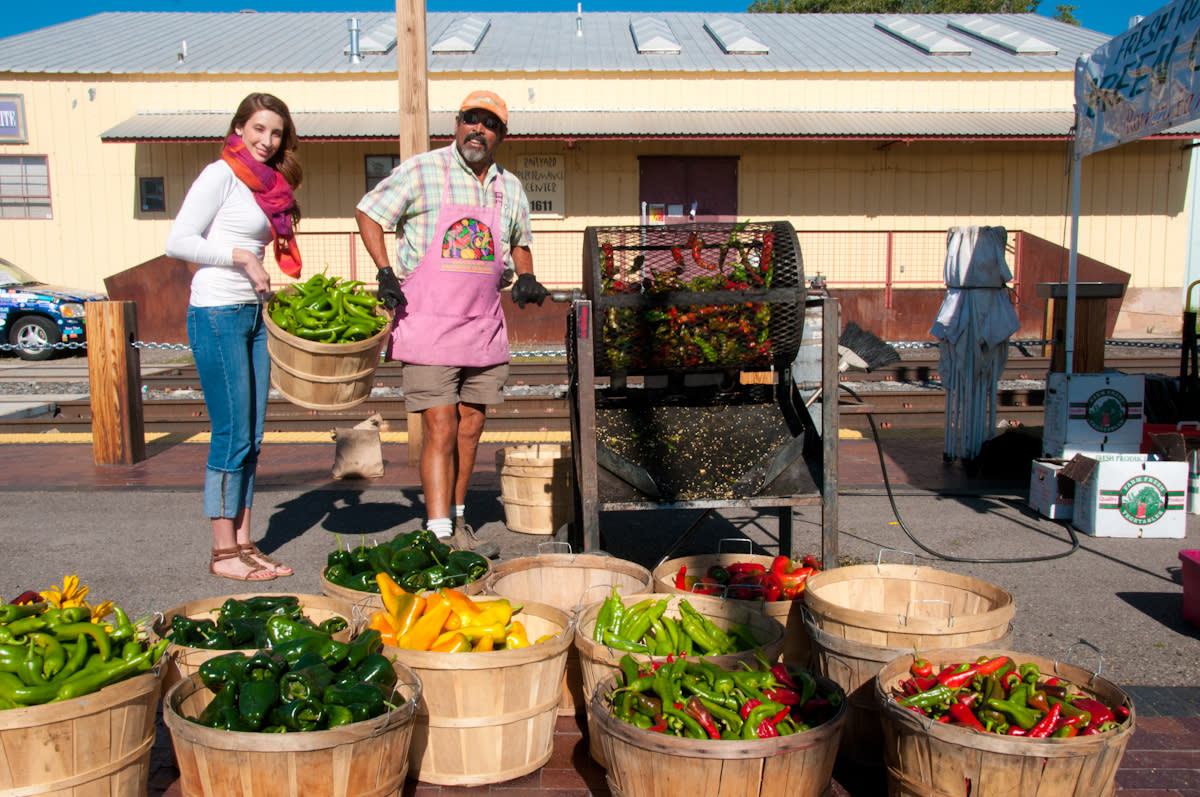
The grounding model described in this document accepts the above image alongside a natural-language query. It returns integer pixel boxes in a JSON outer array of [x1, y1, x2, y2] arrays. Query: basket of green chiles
[[263, 273, 392, 410], [320, 531, 492, 609], [267, 273, 388, 344]]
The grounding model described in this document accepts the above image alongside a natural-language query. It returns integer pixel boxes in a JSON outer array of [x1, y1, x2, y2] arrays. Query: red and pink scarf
[[221, 134, 302, 278]]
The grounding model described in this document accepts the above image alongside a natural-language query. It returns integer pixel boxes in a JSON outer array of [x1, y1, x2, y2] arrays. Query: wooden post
[[86, 300, 146, 465], [396, 0, 430, 466]]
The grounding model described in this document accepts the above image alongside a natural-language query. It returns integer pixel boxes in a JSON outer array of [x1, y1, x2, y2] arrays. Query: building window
[[365, 155, 401, 193], [139, 177, 165, 212], [0, 155, 51, 219]]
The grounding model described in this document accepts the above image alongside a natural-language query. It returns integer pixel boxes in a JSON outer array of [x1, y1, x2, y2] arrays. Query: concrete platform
[[0, 427, 1196, 796]]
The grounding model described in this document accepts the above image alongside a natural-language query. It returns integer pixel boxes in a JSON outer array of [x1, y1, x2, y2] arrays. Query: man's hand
[[376, 266, 406, 309], [511, 273, 550, 308]]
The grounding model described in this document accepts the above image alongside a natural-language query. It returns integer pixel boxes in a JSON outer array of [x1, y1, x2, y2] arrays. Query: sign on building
[[1075, 0, 1200, 157], [512, 155, 565, 218], [0, 94, 27, 143]]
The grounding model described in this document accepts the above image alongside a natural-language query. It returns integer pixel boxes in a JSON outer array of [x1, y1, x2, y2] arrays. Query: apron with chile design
[[389, 152, 510, 367]]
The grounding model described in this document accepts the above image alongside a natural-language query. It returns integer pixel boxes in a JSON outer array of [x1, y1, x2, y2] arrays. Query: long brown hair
[[227, 92, 303, 224]]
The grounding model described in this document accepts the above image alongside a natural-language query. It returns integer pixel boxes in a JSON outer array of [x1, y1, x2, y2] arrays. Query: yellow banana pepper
[[375, 572, 405, 617], [472, 635, 495, 652], [505, 620, 530, 649], [391, 593, 425, 639], [430, 632, 471, 653], [398, 599, 451, 651]]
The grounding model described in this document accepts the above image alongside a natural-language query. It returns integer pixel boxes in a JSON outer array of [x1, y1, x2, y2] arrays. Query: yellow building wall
[[0, 72, 1188, 299]]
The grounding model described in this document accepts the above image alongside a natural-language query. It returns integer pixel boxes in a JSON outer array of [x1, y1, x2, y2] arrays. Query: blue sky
[[0, 0, 1154, 40]]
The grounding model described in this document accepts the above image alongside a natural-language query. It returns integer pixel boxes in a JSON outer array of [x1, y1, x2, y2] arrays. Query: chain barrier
[[0, 338, 1183, 356]]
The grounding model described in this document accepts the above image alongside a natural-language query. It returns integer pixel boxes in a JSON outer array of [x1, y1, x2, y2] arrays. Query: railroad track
[[0, 351, 1180, 435], [0, 355, 1105, 435]]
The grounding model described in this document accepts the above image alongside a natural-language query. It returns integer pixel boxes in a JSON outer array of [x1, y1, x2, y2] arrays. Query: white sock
[[453, 504, 466, 519], [428, 517, 452, 538]]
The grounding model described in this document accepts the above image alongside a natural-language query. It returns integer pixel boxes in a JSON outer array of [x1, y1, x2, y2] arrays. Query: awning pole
[[1065, 134, 1081, 376]]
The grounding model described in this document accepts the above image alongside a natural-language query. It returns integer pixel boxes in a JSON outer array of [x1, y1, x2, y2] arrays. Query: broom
[[839, 321, 901, 372]]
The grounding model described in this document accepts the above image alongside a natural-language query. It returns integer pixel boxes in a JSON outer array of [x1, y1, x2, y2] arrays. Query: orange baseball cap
[[460, 90, 508, 126]]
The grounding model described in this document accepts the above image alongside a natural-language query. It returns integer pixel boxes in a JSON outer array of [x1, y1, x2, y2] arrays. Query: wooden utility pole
[[87, 300, 146, 465], [396, 0, 430, 465]]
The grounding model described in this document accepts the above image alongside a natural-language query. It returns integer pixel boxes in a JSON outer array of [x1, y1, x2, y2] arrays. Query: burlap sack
[[331, 413, 385, 479]]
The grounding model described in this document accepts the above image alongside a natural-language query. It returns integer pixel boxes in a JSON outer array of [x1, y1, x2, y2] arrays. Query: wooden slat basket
[[0, 671, 161, 796], [484, 545, 652, 716], [495, 444, 575, 535], [264, 302, 388, 411], [163, 664, 421, 797], [319, 558, 491, 612], [151, 592, 359, 696], [875, 647, 1135, 797], [386, 598, 574, 786], [590, 670, 846, 797], [652, 552, 814, 667], [575, 591, 787, 769], [802, 561, 1015, 772]]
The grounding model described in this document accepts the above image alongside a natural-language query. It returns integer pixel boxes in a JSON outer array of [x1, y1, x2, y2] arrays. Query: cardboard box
[[1042, 440, 1142, 460], [1063, 454, 1189, 539], [1029, 459, 1074, 519], [1181, 550, 1200, 628], [1043, 372, 1145, 450]]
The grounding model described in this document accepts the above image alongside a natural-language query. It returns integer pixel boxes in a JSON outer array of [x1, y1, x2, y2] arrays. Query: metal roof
[[100, 109, 1200, 142], [0, 11, 1108, 76]]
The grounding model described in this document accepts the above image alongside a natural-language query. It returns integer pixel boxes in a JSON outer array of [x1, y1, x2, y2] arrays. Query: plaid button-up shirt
[[356, 143, 533, 278]]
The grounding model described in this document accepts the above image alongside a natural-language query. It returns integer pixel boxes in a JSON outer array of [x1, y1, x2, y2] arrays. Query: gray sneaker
[[451, 517, 500, 560]]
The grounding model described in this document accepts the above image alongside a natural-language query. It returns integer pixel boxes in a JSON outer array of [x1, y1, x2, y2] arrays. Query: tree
[[748, 0, 1040, 13], [1054, 4, 1079, 25]]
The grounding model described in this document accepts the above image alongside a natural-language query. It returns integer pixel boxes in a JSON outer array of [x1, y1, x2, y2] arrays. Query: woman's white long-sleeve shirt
[[165, 160, 271, 307]]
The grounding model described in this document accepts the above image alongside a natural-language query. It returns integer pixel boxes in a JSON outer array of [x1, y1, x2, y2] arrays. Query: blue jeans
[[187, 303, 269, 519]]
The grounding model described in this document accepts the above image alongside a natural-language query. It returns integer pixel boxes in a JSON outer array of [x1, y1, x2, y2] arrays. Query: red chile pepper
[[726, 562, 766, 576], [936, 715, 952, 723], [763, 686, 803, 705], [685, 696, 721, 740], [777, 567, 815, 600], [601, 242, 616, 276], [675, 565, 689, 590], [1027, 703, 1061, 738], [899, 678, 919, 697], [1114, 705, 1131, 721], [938, 656, 1011, 689], [686, 233, 715, 270], [770, 664, 798, 690], [1001, 670, 1023, 693], [670, 246, 685, 266], [648, 714, 667, 733], [1072, 698, 1116, 726], [948, 701, 986, 731], [1007, 726, 1027, 736], [759, 573, 783, 602], [739, 698, 762, 721], [914, 675, 939, 692]]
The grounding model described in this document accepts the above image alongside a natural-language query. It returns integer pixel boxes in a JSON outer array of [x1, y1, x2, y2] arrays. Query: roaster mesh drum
[[581, 222, 806, 376]]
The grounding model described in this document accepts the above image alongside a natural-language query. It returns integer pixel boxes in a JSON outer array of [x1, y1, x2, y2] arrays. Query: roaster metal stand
[[566, 297, 840, 569]]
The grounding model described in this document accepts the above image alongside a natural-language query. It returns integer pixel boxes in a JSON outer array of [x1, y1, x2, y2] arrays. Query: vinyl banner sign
[[1075, 0, 1200, 157], [0, 94, 27, 143]]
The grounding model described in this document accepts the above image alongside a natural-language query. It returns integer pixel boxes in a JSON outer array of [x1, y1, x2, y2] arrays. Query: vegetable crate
[[581, 222, 806, 376]]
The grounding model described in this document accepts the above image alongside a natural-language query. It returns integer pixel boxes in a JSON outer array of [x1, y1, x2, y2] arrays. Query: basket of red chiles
[[653, 552, 821, 669], [874, 647, 1135, 796]]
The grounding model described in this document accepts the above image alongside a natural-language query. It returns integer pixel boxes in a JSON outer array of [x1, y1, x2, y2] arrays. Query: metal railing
[[287, 228, 1009, 299]]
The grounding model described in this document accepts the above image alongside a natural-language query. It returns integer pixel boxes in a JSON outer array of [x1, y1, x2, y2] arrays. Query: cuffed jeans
[[187, 303, 269, 519]]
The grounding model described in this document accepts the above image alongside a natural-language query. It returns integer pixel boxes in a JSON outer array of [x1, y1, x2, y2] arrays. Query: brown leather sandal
[[210, 547, 275, 581], [238, 543, 294, 577]]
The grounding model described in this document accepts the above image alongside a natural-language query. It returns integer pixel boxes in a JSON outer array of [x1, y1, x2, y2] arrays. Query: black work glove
[[511, 272, 550, 308], [376, 266, 406, 310]]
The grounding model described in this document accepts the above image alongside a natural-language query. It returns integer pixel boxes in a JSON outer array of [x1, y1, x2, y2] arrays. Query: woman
[[165, 93, 302, 581]]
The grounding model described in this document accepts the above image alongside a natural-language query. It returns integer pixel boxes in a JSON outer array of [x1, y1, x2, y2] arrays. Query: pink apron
[[389, 152, 510, 367]]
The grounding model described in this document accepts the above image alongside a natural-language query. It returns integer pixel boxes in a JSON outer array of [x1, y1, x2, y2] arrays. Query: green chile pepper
[[327, 535, 353, 569], [280, 662, 336, 702], [269, 699, 324, 732], [355, 653, 397, 691], [51, 622, 112, 661], [390, 548, 432, 575], [324, 704, 357, 728], [0, 602, 48, 624], [244, 650, 285, 681], [323, 682, 384, 716], [323, 564, 352, 586], [422, 566, 450, 590], [199, 652, 249, 693], [346, 629, 383, 670], [318, 617, 349, 636], [238, 678, 280, 730]]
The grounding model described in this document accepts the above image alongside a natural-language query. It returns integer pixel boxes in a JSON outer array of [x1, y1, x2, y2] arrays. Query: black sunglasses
[[460, 109, 505, 132]]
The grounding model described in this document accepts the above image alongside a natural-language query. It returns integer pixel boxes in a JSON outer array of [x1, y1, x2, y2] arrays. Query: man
[[355, 90, 549, 558]]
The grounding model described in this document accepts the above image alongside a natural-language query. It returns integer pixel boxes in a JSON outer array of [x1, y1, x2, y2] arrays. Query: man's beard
[[461, 135, 489, 164]]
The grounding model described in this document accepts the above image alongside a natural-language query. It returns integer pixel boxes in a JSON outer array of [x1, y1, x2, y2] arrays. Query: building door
[[638, 156, 738, 224]]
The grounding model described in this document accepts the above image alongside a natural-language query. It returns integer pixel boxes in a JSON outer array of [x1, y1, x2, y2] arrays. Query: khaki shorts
[[401, 363, 509, 412]]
